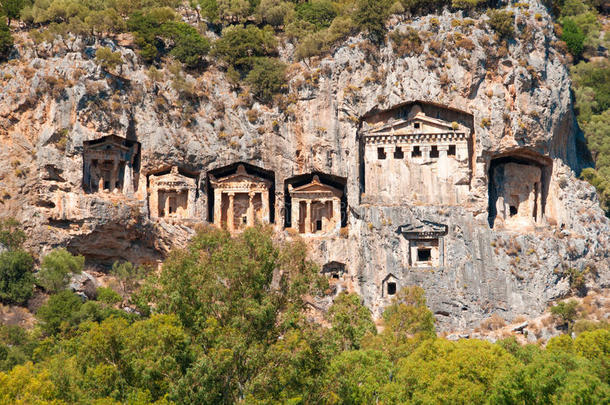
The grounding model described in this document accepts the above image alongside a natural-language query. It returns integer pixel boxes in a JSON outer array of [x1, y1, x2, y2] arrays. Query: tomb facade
[[360, 103, 472, 205], [489, 160, 544, 229], [209, 164, 272, 232], [382, 273, 398, 298], [399, 220, 448, 267], [83, 135, 140, 195], [148, 166, 197, 220], [287, 176, 343, 235]]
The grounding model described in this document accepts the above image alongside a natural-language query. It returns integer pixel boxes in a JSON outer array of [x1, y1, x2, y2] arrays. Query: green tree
[[487, 9, 514, 39], [295, 0, 336, 29], [36, 290, 83, 335], [0, 18, 12, 61], [489, 350, 609, 404], [95, 46, 123, 73], [110, 261, 143, 302], [36, 248, 84, 294], [390, 339, 515, 403], [0, 250, 34, 305], [0, 218, 25, 250], [1, 0, 27, 25], [327, 292, 376, 351], [561, 17, 586, 58], [322, 349, 393, 404], [212, 24, 277, 70], [550, 300, 579, 328], [354, 0, 391, 41], [245, 57, 286, 103], [161, 21, 210, 68]]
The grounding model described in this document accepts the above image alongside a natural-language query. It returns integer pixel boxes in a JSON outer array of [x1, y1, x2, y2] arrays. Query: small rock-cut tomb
[[148, 166, 197, 220], [488, 152, 551, 229], [83, 135, 140, 194], [210, 164, 272, 232], [288, 176, 343, 235], [361, 103, 472, 204], [399, 220, 448, 268]]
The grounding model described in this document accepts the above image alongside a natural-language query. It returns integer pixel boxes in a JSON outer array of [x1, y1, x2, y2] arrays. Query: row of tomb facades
[[81, 102, 554, 268]]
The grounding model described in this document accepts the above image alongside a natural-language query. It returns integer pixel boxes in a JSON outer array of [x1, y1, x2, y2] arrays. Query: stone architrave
[[148, 166, 197, 220], [288, 176, 343, 235], [361, 104, 472, 204], [399, 220, 448, 268], [83, 135, 140, 195], [209, 164, 272, 232]]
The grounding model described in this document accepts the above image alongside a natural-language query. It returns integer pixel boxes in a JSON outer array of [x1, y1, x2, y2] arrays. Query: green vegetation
[[486, 9, 514, 39], [0, 18, 12, 60], [0, 219, 33, 305], [548, 0, 610, 215], [36, 248, 84, 294], [0, 225, 607, 403]]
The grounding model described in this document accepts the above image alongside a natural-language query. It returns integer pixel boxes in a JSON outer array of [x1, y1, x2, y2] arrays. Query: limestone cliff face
[[0, 0, 607, 330]]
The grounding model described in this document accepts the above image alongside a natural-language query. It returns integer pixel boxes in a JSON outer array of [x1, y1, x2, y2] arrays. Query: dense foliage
[[0, 225, 608, 403], [551, 0, 610, 216]]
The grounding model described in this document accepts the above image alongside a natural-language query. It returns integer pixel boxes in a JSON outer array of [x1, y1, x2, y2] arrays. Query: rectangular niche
[[399, 220, 448, 268]]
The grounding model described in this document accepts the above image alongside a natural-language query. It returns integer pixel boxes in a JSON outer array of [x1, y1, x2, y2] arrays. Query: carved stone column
[[332, 198, 341, 231], [305, 201, 312, 234], [149, 182, 159, 219], [164, 193, 171, 217], [227, 192, 235, 231], [111, 159, 119, 192], [247, 192, 255, 227], [213, 190, 222, 227], [291, 197, 300, 232], [261, 190, 269, 223], [123, 164, 134, 195]]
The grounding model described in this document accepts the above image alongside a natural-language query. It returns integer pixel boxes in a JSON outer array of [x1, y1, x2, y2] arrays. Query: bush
[[212, 24, 277, 71], [0, 19, 13, 60], [295, 0, 336, 30], [561, 17, 586, 58], [0, 218, 26, 250], [0, 250, 34, 305], [245, 57, 286, 103], [160, 21, 211, 67], [487, 9, 514, 39], [452, 0, 486, 9], [96, 287, 122, 305], [36, 290, 83, 335], [354, 0, 391, 41], [36, 248, 84, 294], [550, 300, 579, 326], [95, 47, 123, 73], [390, 27, 422, 56]]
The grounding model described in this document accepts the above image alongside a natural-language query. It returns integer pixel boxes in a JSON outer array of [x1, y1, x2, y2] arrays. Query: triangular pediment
[[290, 176, 342, 197], [211, 164, 272, 188], [399, 220, 448, 237], [366, 112, 467, 136], [153, 167, 196, 187]]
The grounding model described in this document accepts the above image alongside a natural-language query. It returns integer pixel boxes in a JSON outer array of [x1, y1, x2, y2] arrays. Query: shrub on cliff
[[0, 18, 13, 60], [354, 0, 391, 41], [561, 17, 586, 58], [245, 57, 286, 103], [487, 9, 514, 39], [0, 250, 34, 305], [212, 24, 277, 71], [36, 248, 84, 294]]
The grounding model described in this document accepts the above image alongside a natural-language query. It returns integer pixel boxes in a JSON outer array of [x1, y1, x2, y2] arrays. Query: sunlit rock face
[[0, 0, 608, 330]]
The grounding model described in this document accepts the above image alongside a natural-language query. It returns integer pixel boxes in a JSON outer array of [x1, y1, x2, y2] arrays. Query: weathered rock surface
[[0, 0, 608, 330]]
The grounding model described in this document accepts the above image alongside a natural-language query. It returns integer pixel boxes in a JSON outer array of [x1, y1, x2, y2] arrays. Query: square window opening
[[394, 147, 404, 159], [377, 147, 386, 160], [242, 215, 248, 224], [448, 145, 456, 156], [509, 206, 518, 216], [315, 219, 323, 231], [414, 122, 420, 129], [387, 282, 397, 295], [417, 248, 432, 262], [411, 146, 422, 158], [430, 145, 439, 158]]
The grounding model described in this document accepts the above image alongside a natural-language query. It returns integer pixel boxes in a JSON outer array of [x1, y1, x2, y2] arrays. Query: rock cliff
[[0, 0, 608, 330]]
